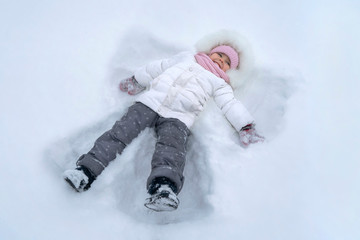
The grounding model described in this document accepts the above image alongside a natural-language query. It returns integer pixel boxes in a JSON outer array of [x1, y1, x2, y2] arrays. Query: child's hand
[[239, 124, 265, 148], [119, 76, 145, 95]]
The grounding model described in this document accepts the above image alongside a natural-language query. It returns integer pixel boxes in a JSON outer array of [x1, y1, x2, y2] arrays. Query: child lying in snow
[[63, 30, 264, 212]]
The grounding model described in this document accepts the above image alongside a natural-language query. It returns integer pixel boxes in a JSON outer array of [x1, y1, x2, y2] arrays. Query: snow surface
[[1, 0, 360, 239]]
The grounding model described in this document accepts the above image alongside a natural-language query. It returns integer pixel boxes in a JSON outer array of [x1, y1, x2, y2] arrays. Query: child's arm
[[119, 52, 191, 96], [134, 52, 192, 88], [213, 84, 254, 131], [213, 84, 264, 147]]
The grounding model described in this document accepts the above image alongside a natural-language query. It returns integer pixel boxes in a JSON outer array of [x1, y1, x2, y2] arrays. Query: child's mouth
[[214, 61, 221, 69]]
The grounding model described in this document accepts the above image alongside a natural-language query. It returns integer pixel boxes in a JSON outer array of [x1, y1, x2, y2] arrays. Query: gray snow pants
[[77, 102, 190, 193]]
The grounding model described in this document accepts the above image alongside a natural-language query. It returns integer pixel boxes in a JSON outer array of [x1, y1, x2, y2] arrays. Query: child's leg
[[77, 102, 159, 178], [147, 117, 190, 194]]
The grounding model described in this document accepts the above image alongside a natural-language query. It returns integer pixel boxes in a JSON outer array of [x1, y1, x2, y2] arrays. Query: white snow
[[1, 0, 360, 239]]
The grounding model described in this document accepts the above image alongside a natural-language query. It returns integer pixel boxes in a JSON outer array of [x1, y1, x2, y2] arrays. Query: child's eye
[[218, 53, 222, 57], [226, 61, 230, 66]]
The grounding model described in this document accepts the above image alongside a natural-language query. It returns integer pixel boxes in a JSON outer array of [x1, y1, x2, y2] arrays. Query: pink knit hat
[[210, 45, 239, 69]]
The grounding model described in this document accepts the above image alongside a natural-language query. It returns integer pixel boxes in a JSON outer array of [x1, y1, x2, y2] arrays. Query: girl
[[63, 30, 264, 212]]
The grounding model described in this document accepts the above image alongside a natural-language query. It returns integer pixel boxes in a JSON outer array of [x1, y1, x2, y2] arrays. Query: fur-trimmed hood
[[195, 29, 254, 89]]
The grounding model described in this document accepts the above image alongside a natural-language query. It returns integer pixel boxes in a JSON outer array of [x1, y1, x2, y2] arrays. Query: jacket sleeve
[[134, 51, 192, 88], [213, 83, 254, 132]]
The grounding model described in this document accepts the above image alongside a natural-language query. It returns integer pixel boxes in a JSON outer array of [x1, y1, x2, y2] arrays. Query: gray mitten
[[119, 76, 145, 95], [239, 124, 265, 148]]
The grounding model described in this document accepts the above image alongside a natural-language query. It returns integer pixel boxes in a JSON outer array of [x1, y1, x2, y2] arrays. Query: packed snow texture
[[1, 1, 359, 240]]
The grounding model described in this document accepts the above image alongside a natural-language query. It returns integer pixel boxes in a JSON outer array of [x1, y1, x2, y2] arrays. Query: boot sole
[[144, 195, 179, 212], [64, 177, 80, 192], [144, 202, 177, 212]]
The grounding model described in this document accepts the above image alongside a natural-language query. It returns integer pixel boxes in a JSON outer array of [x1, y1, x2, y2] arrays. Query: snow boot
[[63, 166, 95, 192], [144, 177, 179, 212]]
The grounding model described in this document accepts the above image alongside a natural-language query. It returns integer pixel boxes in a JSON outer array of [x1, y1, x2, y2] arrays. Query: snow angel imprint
[[63, 29, 264, 212]]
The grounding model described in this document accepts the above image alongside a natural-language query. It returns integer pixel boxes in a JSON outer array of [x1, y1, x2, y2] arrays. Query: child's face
[[209, 52, 231, 72]]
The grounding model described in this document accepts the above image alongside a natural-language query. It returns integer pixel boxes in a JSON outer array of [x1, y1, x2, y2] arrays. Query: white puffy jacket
[[134, 51, 254, 131]]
